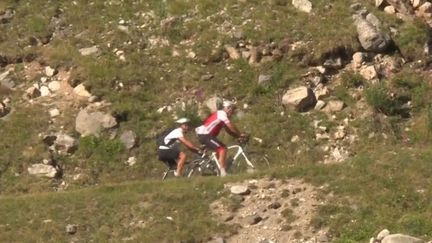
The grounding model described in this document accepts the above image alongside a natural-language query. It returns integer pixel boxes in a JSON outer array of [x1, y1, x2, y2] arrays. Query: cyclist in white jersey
[[158, 118, 202, 176]]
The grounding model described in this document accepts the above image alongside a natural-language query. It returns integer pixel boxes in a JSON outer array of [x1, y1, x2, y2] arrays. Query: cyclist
[[158, 118, 202, 176], [195, 100, 246, 177]]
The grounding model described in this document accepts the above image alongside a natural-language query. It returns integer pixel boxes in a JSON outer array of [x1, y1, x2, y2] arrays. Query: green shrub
[[393, 20, 430, 62], [365, 84, 396, 115], [340, 71, 365, 88]]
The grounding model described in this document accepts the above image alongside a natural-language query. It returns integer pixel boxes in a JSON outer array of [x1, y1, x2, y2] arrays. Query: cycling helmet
[[222, 100, 235, 108], [175, 117, 190, 124]]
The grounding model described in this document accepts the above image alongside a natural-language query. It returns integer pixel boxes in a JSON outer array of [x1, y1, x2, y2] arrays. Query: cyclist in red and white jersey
[[195, 100, 246, 177]]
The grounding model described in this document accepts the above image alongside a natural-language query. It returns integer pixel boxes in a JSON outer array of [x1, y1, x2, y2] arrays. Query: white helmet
[[175, 117, 190, 124], [222, 100, 235, 108]]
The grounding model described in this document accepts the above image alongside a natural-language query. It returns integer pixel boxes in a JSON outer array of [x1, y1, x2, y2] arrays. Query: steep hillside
[[1, 0, 432, 242]]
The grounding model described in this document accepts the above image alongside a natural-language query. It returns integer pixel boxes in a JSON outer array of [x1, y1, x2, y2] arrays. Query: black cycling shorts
[[158, 148, 179, 169], [197, 134, 226, 151]]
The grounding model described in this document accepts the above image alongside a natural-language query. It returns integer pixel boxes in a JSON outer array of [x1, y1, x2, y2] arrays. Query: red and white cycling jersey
[[195, 110, 231, 136]]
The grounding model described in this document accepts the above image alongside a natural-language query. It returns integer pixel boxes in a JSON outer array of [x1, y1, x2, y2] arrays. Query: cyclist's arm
[[225, 122, 242, 138], [179, 137, 200, 153]]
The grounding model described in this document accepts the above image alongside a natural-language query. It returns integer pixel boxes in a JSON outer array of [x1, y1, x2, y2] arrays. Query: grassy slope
[[1, 0, 432, 241]]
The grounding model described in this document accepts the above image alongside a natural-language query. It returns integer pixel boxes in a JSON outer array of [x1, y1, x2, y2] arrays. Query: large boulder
[[282, 86, 316, 111], [354, 15, 391, 52], [75, 109, 117, 136], [28, 164, 58, 178], [381, 234, 424, 243]]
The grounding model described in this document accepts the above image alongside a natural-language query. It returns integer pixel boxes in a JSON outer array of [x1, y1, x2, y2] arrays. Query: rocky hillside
[[1, 0, 432, 242]]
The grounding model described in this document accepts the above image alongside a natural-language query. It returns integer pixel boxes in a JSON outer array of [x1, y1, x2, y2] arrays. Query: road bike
[[186, 137, 256, 177]]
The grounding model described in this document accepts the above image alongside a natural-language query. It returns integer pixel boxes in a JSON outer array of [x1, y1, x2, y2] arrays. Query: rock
[[377, 229, 391, 241], [233, 29, 245, 39], [268, 202, 282, 209], [25, 87, 41, 99], [245, 215, 262, 225], [125, 156, 137, 166], [75, 109, 118, 136], [201, 74, 214, 81], [249, 47, 260, 64], [292, 0, 312, 13], [314, 85, 329, 99], [73, 83, 91, 97], [207, 237, 226, 243], [120, 130, 137, 149], [40, 86, 50, 97], [354, 15, 391, 52], [282, 86, 316, 112], [65, 224, 78, 234], [258, 74, 272, 86], [48, 81, 61, 92], [323, 100, 345, 113], [386, 0, 415, 15], [205, 96, 223, 112], [333, 126, 346, 140], [384, 6, 396, 14], [45, 66, 56, 77], [359, 65, 378, 81], [418, 2, 432, 17], [0, 9, 14, 24], [381, 234, 424, 243], [55, 134, 77, 153], [352, 52, 367, 68], [224, 45, 240, 60], [366, 13, 381, 28], [79, 46, 99, 56], [323, 57, 342, 69], [230, 185, 250, 195], [375, 0, 384, 7], [412, 0, 424, 9], [315, 100, 326, 110], [49, 108, 60, 118], [27, 164, 58, 178]]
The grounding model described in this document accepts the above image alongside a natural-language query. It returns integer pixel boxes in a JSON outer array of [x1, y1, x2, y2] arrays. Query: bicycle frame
[[208, 144, 255, 170]]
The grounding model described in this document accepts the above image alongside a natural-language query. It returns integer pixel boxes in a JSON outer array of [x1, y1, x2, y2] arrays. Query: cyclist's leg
[[198, 134, 227, 176], [176, 151, 186, 176], [159, 148, 179, 174]]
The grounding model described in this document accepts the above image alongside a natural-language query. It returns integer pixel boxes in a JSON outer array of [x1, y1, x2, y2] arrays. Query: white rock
[[40, 77, 48, 83], [377, 229, 390, 241], [65, 224, 78, 234], [40, 86, 50, 96], [45, 66, 56, 77], [375, 0, 384, 7], [48, 81, 61, 92], [381, 234, 424, 243], [230, 185, 250, 195], [412, 0, 424, 9], [315, 100, 326, 110], [282, 86, 316, 112], [25, 87, 41, 99], [125, 156, 137, 166], [27, 164, 57, 178], [359, 65, 378, 80], [384, 6, 396, 14], [292, 0, 312, 13], [224, 45, 240, 60], [291, 135, 300, 143], [79, 46, 99, 56], [73, 84, 91, 97], [49, 108, 60, 117]]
